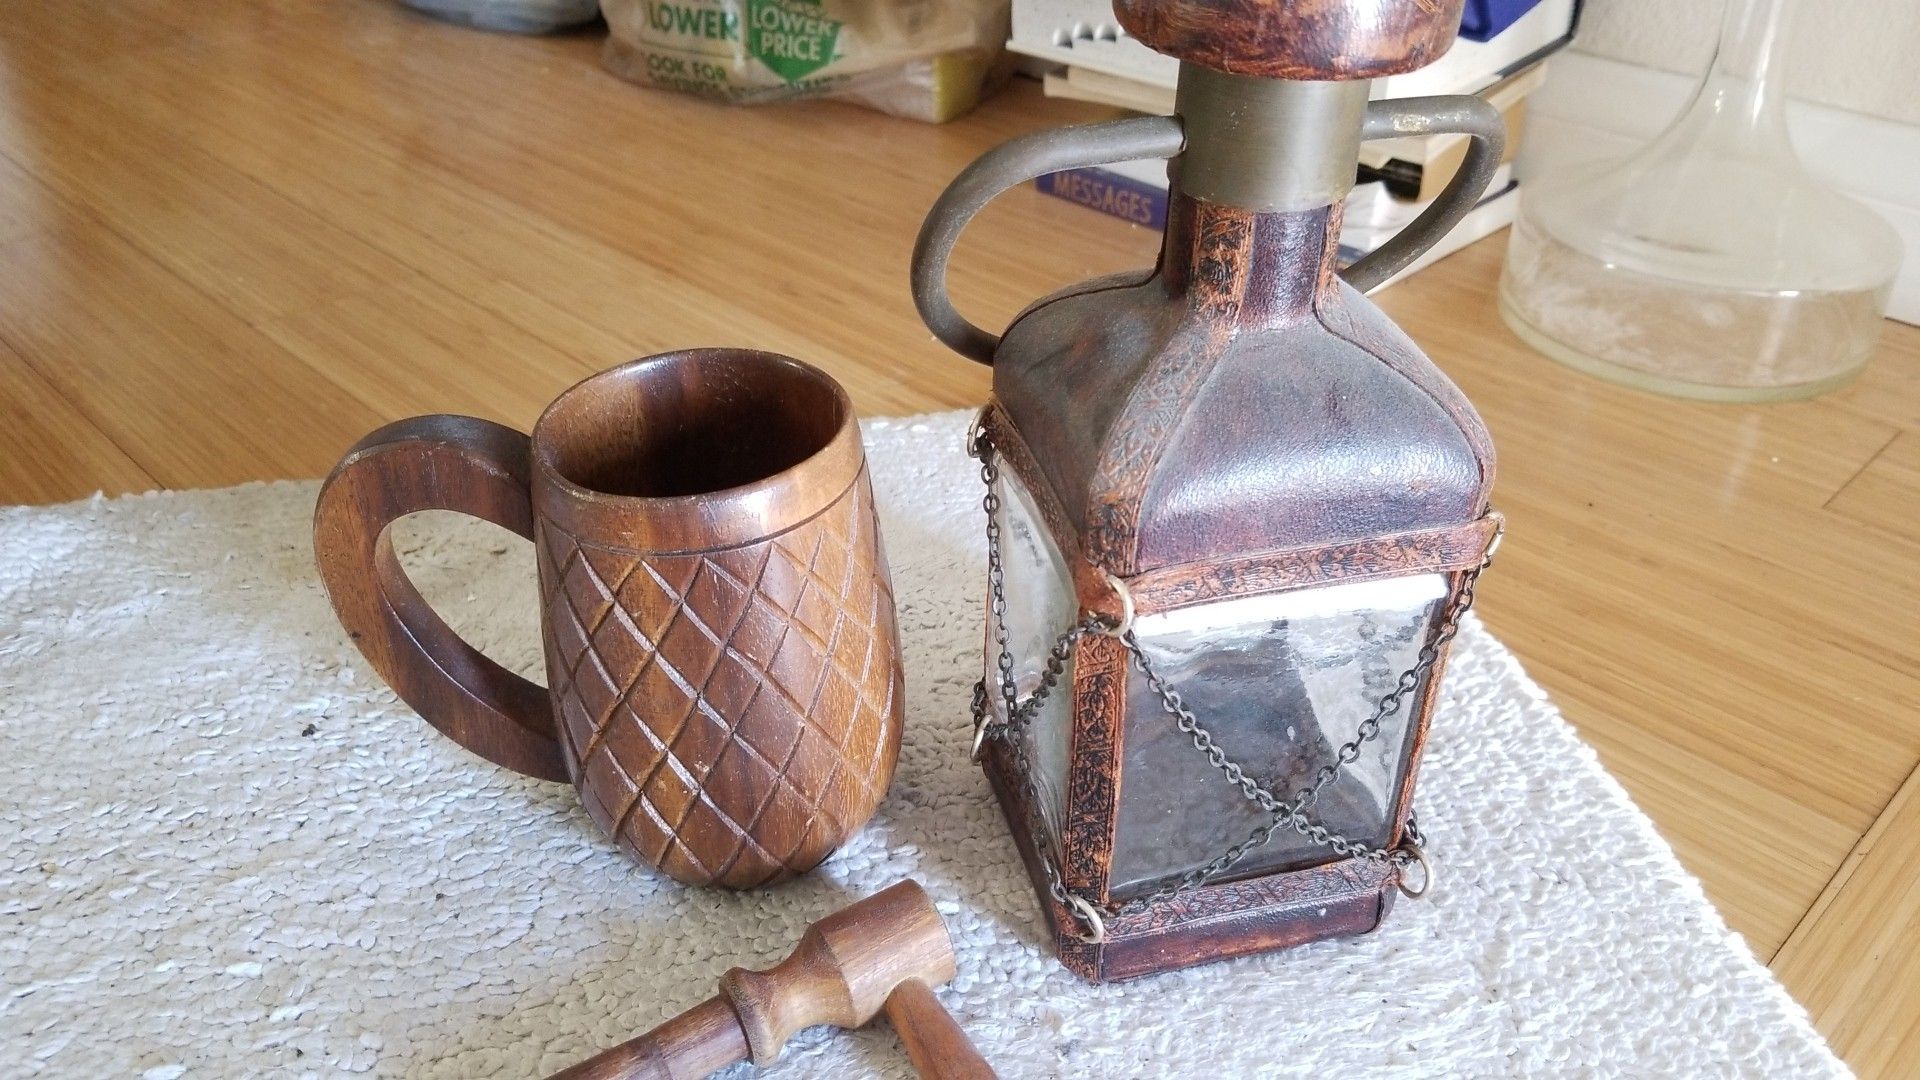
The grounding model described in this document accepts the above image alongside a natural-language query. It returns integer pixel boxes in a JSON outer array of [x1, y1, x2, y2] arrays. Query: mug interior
[[537, 349, 848, 499]]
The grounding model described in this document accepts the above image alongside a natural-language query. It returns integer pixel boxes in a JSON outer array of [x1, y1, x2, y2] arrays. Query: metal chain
[[980, 455, 1019, 718], [969, 432, 1108, 928], [1110, 567, 1480, 915], [968, 423, 1493, 939]]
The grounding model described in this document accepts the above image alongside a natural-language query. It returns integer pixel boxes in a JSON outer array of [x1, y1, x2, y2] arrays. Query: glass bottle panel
[[1108, 574, 1448, 899], [985, 469, 1078, 854]]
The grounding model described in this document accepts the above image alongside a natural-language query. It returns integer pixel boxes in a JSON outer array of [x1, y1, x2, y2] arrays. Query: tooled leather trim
[[1084, 204, 1260, 575], [1124, 515, 1502, 614]]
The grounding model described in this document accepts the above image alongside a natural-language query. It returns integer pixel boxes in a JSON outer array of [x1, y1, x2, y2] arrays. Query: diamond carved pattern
[[536, 472, 903, 888]]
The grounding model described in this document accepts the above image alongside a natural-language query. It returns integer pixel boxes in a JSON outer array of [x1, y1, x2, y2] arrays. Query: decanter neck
[[1707, 0, 1794, 133], [1639, 0, 1800, 176], [1172, 65, 1368, 213], [1160, 66, 1369, 325]]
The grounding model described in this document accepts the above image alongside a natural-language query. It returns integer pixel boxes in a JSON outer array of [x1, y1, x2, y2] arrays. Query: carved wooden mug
[[313, 349, 905, 888]]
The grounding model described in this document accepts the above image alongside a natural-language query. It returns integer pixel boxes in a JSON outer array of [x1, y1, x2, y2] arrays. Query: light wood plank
[[0, 49, 441, 324], [1827, 431, 1920, 544], [1773, 761, 1920, 1076], [0, 339, 156, 504], [1827, 324, 1920, 431], [254, 287, 599, 431], [30, 36, 946, 417], [224, 9, 1140, 400], [0, 41, 627, 432], [0, 225, 385, 489], [0, 0, 297, 73], [0, 155, 56, 248]]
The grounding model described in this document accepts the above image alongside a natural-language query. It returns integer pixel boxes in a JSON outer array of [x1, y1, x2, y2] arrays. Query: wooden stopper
[[1112, 0, 1467, 80]]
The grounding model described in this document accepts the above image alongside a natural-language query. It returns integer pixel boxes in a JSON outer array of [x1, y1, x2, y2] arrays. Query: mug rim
[[530, 348, 865, 555]]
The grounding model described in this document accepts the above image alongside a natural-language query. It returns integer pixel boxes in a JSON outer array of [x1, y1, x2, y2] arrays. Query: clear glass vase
[[1499, 0, 1902, 401]]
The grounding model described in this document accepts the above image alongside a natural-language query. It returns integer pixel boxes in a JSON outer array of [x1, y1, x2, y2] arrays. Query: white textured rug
[[1, 411, 1845, 1079]]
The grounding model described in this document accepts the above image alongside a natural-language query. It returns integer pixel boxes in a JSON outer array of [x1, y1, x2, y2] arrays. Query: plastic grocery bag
[[601, 0, 1011, 123], [401, 0, 599, 34]]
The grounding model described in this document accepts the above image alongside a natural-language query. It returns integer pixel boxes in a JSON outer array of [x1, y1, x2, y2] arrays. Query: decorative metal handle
[[1341, 95, 1507, 293], [911, 116, 1186, 366], [911, 95, 1500, 359]]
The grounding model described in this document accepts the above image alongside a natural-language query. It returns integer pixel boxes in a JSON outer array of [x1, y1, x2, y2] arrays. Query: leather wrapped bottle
[[912, 0, 1507, 981]]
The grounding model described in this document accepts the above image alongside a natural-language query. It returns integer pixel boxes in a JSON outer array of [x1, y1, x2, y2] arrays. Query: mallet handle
[[883, 978, 996, 1080], [547, 996, 749, 1080]]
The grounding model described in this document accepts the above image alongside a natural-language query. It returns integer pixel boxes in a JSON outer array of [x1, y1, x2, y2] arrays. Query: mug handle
[[312, 414, 569, 783]]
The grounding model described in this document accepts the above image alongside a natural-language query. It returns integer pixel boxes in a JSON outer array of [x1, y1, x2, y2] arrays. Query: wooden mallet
[[549, 880, 994, 1080]]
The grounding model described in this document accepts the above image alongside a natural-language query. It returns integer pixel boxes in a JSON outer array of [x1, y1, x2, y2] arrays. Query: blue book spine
[[1458, 0, 1543, 42], [1034, 168, 1168, 230]]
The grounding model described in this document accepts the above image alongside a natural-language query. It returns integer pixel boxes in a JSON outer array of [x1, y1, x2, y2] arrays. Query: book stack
[[1011, 0, 1583, 290]]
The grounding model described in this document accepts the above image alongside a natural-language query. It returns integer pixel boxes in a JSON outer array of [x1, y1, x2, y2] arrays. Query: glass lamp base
[[1494, 0, 1899, 404], [1497, 288, 1868, 404], [1496, 202, 1885, 404]]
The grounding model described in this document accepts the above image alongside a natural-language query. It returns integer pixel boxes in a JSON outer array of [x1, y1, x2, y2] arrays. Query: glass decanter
[[1499, 0, 1901, 401]]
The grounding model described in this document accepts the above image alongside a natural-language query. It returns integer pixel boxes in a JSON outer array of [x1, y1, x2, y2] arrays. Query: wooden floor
[[1, 2, 1914, 1072]]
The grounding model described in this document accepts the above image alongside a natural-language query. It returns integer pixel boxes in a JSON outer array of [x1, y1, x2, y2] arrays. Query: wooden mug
[[313, 349, 905, 888]]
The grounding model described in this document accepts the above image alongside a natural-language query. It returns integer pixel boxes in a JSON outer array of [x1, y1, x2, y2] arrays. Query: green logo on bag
[[747, 0, 839, 83]]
